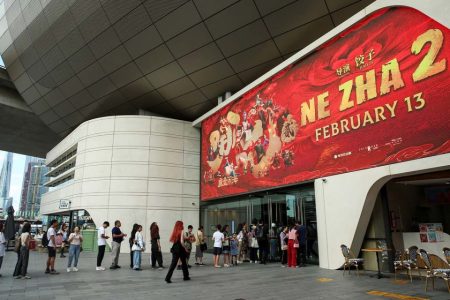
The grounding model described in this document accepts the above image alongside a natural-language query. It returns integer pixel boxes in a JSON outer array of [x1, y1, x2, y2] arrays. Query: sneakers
[[177, 265, 182, 270], [158, 267, 164, 270], [67, 268, 71, 273], [73, 267, 78, 272], [14, 275, 22, 279], [50, 270, 60, 275], [224, 264, 229, 267], [45, 269, 50, 274], [96, 267, 105, 271], [22, 275, 31, 279]]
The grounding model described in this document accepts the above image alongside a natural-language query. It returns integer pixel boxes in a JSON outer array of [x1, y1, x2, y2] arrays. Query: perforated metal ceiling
[[0, 0, 374, 141]]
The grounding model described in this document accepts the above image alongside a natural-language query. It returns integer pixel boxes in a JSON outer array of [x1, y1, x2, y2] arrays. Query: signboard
[[59, 199, 71, 210], [201, 7, 450, 201], [419, 223, 444, 243]]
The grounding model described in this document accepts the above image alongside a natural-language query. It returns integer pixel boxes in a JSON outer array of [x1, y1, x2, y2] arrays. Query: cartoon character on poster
[[203, 94, 299, 187]]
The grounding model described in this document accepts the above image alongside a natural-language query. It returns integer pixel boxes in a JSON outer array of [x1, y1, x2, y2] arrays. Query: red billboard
[[201, 7, 450, 201]]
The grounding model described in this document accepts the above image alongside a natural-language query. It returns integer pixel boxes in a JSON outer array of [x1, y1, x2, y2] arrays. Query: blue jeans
[[133, 250, 142, 269], [68, 244, 81, 268]]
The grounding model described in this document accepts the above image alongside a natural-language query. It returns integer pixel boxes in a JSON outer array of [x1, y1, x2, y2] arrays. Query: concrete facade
[[41, 115, 200, 252]]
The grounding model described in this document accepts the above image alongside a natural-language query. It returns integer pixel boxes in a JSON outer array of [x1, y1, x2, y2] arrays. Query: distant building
[[20, 159, 48, 219], [19, 156, 39, 217], [0, 152, 13, 215]]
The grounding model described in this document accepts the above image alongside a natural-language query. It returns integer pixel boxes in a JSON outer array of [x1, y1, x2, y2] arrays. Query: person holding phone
[[110, 220, 127, 270], [67, 226, 83, 272], [96, 221, 110, 271]]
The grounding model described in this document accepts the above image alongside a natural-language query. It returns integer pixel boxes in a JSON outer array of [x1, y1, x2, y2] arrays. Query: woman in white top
[[131, 225, 145, 270], [67, 226, 83, 272], [13, 222, 32, 279], [0, 223, 6, 276]]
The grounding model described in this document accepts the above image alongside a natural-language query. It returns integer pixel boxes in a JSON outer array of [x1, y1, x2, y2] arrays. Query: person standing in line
[[280, 226, 288, 267], [180, 225, 195, 269], [296, 221, 307, 267], [110, 220, 127, 270], [165, 221, 190, 283], [45, 219, 60, 274], [67, 226, 83, 272], [230, 233, 239, 266], [13, 222, 32, 279], [129, 224, 138, 269], [96, 221, 110, 271], [150, 222, 164, 269], [212, 224, 224, 268], [59, 223, 68, 258], [0, 223, 6, 277], [132, 225, 144, 271], [287, 223, 298, 268], [194, 225, 205, 266], [222, 225, 231, 267], [239, 224, 249, 263], [249, 224, 259, 263]]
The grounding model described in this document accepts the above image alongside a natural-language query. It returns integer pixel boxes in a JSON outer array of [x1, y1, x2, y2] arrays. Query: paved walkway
[[0, 251, 448, 300]]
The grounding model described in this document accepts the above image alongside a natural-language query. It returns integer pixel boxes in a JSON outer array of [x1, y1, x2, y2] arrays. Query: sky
[[0, 150, 26, 210]]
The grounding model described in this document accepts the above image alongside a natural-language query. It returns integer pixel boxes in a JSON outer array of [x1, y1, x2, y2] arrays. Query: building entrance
[[200, 184, 318, 264]]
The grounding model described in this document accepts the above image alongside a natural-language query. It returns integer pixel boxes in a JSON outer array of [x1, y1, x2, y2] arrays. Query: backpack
[[41, 231, 49, 247]]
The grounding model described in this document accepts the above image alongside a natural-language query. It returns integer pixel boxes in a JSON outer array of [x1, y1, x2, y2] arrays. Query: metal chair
[[340, 244, 364, 276], [444, 247, 450, 265], [419, 249, 450, 293], [393, 250, 407, 280], [402, 246, 421, 282]]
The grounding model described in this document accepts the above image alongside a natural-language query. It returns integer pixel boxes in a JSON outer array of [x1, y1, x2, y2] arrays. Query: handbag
[[170, 242, 181, 254], [200, 242, 207, 252], [251, 237, 259, 248], [15, 236, 21, 253], [281, 245, 288, 251]]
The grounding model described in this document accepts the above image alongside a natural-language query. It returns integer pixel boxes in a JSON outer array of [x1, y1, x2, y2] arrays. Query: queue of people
[[0, 218, 312, 282]]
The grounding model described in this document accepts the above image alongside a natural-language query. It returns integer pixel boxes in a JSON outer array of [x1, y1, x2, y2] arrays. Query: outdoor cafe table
[[361, 248, 391, 279]]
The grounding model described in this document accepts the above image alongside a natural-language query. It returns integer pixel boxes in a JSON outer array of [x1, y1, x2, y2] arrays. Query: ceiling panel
[[216, 19, 271, 57], [227, 40, 280, 73], [168, 89, 207, 110], [119, 77, 154, 100], [124, 24, 162, 59], [108, 61, 143, 88], [264, 0, 328, 36], [205, 0, 259, 39], [166, 23, 212, 58], [177, 42, 223, 74], [146, 61, 185, 89], [200, 75, 242, 99], [154, 1, 201, 41], [274, 15, 334, 55], [134, 44, 173, 74], [193, 0, 238, 19], [113, 4, 152, 42], [157, 76, 196, 100], [188, 59, 234, 87], [253, 0, 297, 16], [98, 45, 131, 74]]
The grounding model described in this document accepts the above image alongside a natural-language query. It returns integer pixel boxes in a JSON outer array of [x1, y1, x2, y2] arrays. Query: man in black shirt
[[110, 220, 127, 269]]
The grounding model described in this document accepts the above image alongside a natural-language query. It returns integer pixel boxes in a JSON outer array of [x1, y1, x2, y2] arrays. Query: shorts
[[48, 246, 56, 257], [213, 247, 222, 255], [222, 246, 230, 254]]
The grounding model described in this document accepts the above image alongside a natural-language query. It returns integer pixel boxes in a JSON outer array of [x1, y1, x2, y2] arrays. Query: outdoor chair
[[419, 249, 450, 293], [401, 246, 422, 282], [393, 250, 407, 280], [444, 247, 450, 265], [340, 244, 364, 276]]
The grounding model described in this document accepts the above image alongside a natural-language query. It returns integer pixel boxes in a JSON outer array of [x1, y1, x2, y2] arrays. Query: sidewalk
[[0, 251, 448, 300]]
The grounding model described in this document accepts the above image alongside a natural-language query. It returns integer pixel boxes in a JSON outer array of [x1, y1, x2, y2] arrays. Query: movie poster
[[201, 7, 450, 201]]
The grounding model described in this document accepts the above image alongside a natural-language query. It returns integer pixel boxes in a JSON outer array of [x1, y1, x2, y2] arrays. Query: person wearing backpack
[[41, 230, 49, 248]]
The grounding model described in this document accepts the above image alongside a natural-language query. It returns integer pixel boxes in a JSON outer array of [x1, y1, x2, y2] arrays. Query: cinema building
[[41, 0, 450, 270]]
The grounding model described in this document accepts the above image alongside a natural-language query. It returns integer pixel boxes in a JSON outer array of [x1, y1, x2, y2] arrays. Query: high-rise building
[[0, 152, 13, 215], [19, 156, 40, 217], [24, 160, 48, 219]]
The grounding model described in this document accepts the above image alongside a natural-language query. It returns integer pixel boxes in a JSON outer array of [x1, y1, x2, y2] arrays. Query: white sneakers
[[96, 266, 106, 271], [67, 267, 79, 272]]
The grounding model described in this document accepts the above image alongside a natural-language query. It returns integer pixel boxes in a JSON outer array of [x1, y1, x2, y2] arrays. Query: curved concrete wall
[[316, 153, 450, 269], [41, 115, 200, 252]]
